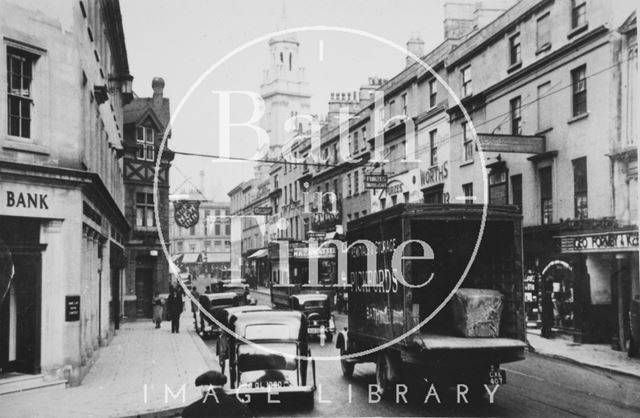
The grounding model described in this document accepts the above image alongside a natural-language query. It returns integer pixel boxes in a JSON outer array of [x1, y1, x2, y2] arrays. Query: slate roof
[[123, 96, 171, 132]]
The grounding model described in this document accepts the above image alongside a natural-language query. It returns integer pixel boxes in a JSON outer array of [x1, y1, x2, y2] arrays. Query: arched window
[[289, 53, 292, 71], [280, 52, 283, 63]]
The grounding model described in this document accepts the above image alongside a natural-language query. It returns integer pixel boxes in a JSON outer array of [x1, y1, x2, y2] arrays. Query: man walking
[[167, 288, 183, 333], [191, 286, 201, 333]]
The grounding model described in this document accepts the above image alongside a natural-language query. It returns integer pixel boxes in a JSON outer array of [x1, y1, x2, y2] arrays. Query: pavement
[[526, 328, 640, 379], [0, 313, 215, 418]]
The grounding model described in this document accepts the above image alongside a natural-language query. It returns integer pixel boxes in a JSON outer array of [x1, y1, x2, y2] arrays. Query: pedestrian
[[152, 295, 164, 329], [167, 289, 183, 333], [191, 286, 201, 333], [182, 370, 253, 418], [541, 280, 554, 339]]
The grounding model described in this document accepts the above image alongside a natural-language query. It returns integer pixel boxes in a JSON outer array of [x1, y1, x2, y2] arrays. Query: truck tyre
[[375, 353, 393, 398], [340, 346, 354, 378]]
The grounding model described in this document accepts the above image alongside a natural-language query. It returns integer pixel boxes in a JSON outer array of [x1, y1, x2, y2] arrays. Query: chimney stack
[[152, 77, 165, 108], [406, 34, 425, 67]]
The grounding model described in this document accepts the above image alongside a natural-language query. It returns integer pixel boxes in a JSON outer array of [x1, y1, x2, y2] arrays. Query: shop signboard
[[559, 230, 639, 253], [65, 295, 80, 322], [365, 174, 388, 190]]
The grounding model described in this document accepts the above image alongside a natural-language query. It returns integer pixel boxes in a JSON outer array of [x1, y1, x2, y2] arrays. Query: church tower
[[259, 5, 311, 147]]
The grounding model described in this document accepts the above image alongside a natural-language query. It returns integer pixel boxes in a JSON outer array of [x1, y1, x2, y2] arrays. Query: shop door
[[135, 268, 153, 318], [0, 250, 41, 375], [110, 268, 120, 330]]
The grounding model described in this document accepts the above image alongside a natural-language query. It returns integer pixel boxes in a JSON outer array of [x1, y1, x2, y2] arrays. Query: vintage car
[[197, 292, 238, 337], [215, 305, 272, 371], [290, 293, 335, 342], [212, 279, 255, 305], [221, 310, 316, 407]]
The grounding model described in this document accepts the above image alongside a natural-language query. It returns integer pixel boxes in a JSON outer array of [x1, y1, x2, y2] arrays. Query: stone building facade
[[0, 0, 132, 383], [122, 78, 173, 318]]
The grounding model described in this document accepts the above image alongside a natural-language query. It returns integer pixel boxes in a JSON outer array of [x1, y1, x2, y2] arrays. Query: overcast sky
[[121, 0, 446, 201]]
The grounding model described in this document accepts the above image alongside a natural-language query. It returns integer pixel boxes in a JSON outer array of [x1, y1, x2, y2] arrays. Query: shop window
[[573, 157, 588, 219], [7, 47, 36, 138], [539, 166, 553, 224], [571, 65, 587, 116], [135, 193, 155, 227], [462, 183, 474, 205], [510, 96, 522, 135]]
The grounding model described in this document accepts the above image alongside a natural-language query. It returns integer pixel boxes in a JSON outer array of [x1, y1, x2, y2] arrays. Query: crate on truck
[[335, 203, 526, 400]]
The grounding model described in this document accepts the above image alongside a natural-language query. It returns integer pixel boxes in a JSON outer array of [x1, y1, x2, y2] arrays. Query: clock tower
[[259, 6, 311, 147]]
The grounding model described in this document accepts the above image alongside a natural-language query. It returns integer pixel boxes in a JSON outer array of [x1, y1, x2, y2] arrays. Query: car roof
[[223, 305, 272, 315], [202, 292, 237, 300], [231, 310, 303, 339], [292, 294, 328, 303]]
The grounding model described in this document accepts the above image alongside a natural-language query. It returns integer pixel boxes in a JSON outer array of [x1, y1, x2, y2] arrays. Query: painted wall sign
[[65, 295, 80, 322], [477, 133, 545, 154], [420, 161, 448, 187], [386, 182, 403, 196], [559, 230, 639, 253]]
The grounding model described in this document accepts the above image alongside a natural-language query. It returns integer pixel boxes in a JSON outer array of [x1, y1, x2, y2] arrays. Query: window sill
[[535, 43, 552, 55], [567, 112, 589, 124], [535, 127, 553, 136], [567, 23, 588, 40], [460, 159, 474, 168], [3, 137, 49, 155], [507, 61, 522, 74]]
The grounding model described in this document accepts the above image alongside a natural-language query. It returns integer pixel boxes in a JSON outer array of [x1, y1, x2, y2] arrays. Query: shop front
[[557, 225, 639, 351]]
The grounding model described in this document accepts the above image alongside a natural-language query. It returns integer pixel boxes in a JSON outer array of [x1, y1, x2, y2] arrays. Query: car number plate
[[487, 368, 506, 385], [252, 381, 284, 389], [308, 328, 321, 334]]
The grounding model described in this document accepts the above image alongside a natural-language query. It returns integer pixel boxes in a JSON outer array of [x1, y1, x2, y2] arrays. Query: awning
[[171, 254, 184, 263], [181, 253, 201, 264], [248, 248, 268, 259], [206, 252, 231, 263]]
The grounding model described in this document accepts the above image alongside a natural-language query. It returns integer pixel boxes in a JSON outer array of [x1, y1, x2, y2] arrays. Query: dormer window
[[136, 126, 155, 161]]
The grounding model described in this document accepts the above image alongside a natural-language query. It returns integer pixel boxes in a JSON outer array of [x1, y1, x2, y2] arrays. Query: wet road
[[201, 291, 640, 417]]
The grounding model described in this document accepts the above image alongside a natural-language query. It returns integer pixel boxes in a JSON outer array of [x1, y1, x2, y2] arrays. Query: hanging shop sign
[[65, 295, 80, 322], [253, 206, 273, 216], [365, 174, 388, 190], [173, 200, 200, 229]]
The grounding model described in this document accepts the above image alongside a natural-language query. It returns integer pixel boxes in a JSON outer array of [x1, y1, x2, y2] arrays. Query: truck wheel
[[340, 346, 354, 378], [375, 353, 393, 398]]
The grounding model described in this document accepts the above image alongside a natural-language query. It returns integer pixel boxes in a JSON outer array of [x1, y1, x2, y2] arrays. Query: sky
[[120, 0, 446, 201]]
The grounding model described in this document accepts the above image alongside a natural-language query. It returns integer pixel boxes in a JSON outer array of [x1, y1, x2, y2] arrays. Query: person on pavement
[[541, 281, 554, 339], [182, 370, 253, 418], [152, 295, 164, 329], [167, 289, 183, 333], [191, 286, 201, 333]]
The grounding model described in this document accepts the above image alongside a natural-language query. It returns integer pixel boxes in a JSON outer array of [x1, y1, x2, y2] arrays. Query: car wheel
[[340, 346, 354, 378]]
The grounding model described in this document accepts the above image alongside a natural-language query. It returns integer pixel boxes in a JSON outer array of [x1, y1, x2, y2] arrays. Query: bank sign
[[0, 183, 72, 219]]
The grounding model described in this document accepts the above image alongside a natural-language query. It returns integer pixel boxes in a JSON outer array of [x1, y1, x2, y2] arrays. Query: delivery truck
[[335, 204, 527, 400]]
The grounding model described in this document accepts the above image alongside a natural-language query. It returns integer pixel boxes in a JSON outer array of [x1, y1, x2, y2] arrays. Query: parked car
[[198, 292, 238, 338], [290, 294, 335, 342]]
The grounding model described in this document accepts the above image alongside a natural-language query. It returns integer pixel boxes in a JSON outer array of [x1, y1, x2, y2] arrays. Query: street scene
[[0, 0, 638, 417]]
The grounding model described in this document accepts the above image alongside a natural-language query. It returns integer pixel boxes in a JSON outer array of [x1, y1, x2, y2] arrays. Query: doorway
[[135, 267, 153, 318], [0, 217, 42, 375]]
